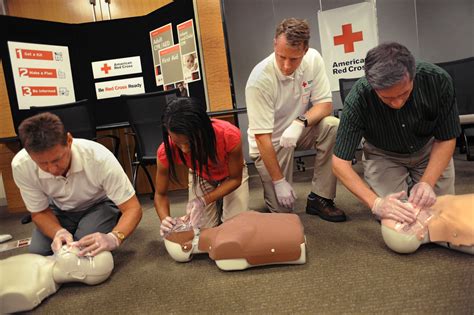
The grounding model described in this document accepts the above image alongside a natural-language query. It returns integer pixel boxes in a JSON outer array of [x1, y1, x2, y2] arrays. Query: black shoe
[[306, 193, 346, 222]]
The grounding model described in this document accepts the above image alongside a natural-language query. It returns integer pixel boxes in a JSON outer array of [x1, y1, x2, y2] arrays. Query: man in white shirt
[[12, 112, 142, 256], [246, 18, 346, 222]]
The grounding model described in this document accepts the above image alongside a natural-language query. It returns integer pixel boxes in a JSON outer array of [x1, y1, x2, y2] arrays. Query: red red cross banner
[[317, 2, 378, 91]]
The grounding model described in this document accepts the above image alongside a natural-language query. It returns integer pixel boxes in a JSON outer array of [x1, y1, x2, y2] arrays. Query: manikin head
[[273, 18, 310, 76], [381, 207, 434, 254], [0, 246, 114, 313], [364, 42, 416, 109], [18, 112, 73, 177], [53, 245, 114, 285]]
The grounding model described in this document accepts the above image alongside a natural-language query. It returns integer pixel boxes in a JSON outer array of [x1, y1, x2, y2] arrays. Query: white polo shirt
[[12, 138, 135, 213], [245, 48, 332, 155]]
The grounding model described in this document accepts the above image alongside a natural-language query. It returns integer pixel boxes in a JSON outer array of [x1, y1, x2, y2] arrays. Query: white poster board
[[8, 41, 76, 109]]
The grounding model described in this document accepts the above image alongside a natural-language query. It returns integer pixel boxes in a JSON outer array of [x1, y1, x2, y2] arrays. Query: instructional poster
[[149, 23, 174, 86], [8, 41, 75, 109], [160, 44, 185, 93], [177, 19, 201, 83]]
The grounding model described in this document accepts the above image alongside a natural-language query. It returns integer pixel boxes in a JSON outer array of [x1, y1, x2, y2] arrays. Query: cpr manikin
[[381, 194, 474, 255], [164, 211, 306, 270], [0, 245, 114, 313]]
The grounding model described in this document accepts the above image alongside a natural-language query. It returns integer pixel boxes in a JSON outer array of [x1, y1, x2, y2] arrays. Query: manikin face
[[53, 245, 114, 285], [273, 35, 308, 76], [28, 133, 73, 177], [169, 131, 191, 154], [374, 74, 414, 109]]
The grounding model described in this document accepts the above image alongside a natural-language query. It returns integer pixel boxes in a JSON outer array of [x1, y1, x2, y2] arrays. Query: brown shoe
[[306, 193, 347, 222]]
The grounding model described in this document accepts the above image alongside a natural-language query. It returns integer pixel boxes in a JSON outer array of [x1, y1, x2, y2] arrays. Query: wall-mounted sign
[[177, 19, 201, 83], [8, 41, 75, 109], [91, 56, 142, 79], [160, 44, 185, 91], [149, 23, 174, 86], [95, 77, 145, 100], [318, 2, 378, 91]]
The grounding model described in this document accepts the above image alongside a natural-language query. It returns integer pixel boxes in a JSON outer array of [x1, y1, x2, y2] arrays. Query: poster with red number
[[8, 41, 75, 109]]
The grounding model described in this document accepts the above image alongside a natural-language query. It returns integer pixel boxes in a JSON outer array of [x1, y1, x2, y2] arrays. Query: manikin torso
[[0, 245, 113, 313], [164, 211, 307, 270]]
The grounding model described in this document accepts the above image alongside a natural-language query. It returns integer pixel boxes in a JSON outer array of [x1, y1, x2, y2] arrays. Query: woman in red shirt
[[155, 98, 249, 236]]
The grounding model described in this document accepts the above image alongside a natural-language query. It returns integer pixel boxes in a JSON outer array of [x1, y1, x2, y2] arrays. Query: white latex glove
[[371, 191, 417, 223], [279, 120, 305, 148], [51, 228, 73, 253], [272, 178, 297, 209], [75, 232, 119, 257], [160, 216, 177, 237], [408, 182, 436, 208], [186, 197, 206, 228]]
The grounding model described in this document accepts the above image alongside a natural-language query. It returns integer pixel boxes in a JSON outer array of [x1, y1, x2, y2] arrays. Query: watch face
[[298, 115, 307, 126], [114, 231, 125, 240]]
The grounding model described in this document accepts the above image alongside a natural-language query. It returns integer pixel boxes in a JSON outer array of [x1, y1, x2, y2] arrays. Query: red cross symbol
[[101, 63, 112, 74], [333, 24, 363, 53], [302, 81, 307, 88]]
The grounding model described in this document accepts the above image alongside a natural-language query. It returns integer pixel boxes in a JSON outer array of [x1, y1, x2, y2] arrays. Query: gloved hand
[[51, 228, 73, 253], [273, 178, 297, 209], [186, 197, 206, 228], [75, 232, 119, 257], [371, 191, 418, 223], [279, 120, 305, 148], [408, 182, 436, 209], [160, 216, 177, 237]]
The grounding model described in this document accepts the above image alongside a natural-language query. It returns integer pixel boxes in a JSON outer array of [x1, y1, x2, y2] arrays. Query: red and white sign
[[318, 2, 378, 91], [8, 41, 75, 109], [19, 68, 57, 78], [21, 86, 58, 96], [91, 56, 142, 79], [95, 77, 145, 100], [149, 23, 174, 87], [15, 49, 53, 60]]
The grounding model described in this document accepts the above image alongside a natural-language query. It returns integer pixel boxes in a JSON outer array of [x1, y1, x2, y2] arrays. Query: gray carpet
[[1, 151, 473, 314]]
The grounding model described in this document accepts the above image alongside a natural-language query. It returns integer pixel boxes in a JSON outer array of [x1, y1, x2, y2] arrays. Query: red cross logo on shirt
[[333, 24, 363, 53], [101, 63, 112, 74], [302, 81, 307, 88]]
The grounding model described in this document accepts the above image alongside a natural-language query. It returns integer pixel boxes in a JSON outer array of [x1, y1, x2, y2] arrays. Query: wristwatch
[[297, 115, 308, 127], [111, 230, 126, 243]]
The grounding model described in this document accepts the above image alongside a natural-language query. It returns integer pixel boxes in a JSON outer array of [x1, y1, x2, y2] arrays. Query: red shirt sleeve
[[223, 121, 241, 153], [157, 143, 169, 168]]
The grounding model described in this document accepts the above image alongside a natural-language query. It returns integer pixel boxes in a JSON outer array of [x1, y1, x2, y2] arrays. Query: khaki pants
[[362, 138, 455, 198], [188, 165, 249, 228], [251, 116, 339, 213]]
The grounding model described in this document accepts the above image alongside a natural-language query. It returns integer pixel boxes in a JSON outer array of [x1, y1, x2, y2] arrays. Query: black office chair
[[436, 57, 474, 161], [339, 77, 360, 105], [30, 99, 120, 157], [338, 77, 362, 164], [121, 89, 179, 197]]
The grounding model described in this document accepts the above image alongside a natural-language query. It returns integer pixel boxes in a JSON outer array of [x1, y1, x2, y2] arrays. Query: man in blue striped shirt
[[332, 42, 461, 224]]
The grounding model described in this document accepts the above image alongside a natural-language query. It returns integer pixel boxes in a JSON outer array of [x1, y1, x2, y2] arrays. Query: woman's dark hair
[[162, 97, 217, 191]]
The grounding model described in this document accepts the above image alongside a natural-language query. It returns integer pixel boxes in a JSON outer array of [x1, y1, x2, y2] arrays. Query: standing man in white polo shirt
[[246, 18, 346, 222], [12, 112, 142, 256]]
